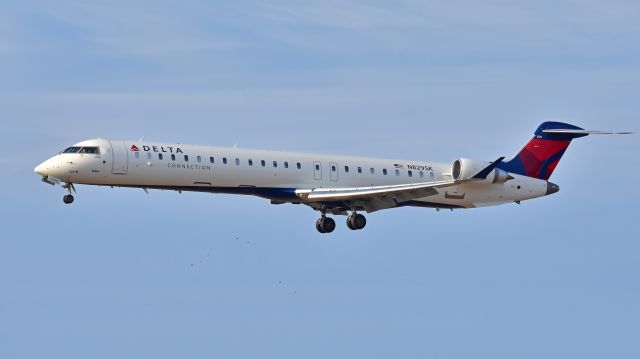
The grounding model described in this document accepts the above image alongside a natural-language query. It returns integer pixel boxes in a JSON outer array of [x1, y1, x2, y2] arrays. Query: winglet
[[472, 157, 505, 179]]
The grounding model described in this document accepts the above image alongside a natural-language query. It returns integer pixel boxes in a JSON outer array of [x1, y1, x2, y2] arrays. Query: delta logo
[[130, 144, 183, 153]]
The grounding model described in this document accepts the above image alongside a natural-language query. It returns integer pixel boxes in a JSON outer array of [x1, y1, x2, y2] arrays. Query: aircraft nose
[[35, 158, 56, 177], [34, 162, 48, 176], [546, 181, 560, 195]]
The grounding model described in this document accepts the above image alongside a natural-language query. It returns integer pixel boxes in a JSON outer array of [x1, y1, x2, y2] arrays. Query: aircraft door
[[110, 140, 129, 174], [313, 161, 322, 180], [329, 162, 338, 181]]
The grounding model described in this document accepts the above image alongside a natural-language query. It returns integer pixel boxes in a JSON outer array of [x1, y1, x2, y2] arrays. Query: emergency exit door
[[329, 162, 338, 181], [313, 161, 322, 180]]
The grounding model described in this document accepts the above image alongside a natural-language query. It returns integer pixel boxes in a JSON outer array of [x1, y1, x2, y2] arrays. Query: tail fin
[[498, 122, 587, 180]]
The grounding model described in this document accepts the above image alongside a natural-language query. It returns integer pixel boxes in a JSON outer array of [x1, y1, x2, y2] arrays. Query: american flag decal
[[394, 163, 404, 169]]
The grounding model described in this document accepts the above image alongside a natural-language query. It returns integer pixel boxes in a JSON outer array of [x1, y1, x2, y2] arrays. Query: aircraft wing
[[295, 179, 457, 213]]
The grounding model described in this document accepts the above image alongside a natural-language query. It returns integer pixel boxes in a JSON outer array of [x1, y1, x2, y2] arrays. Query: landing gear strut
[[315, 210, 336, 234], [62, 183, 76, 205], [347, 212, 366, 230]]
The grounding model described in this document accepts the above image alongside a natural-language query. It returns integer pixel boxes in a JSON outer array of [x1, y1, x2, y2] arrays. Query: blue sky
[[1, 1, 639, 358]]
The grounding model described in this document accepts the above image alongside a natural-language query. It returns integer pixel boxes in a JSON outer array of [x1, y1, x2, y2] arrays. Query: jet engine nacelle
[[452, 158, 512, 184]]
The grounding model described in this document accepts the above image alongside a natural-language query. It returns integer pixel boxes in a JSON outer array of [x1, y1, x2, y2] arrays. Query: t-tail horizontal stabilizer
[[542, 129, 633, 135]]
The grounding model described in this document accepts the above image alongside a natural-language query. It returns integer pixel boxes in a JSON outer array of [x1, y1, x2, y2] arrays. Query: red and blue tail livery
[[499, 122, 631, 180], [499, 122, 588, 180]]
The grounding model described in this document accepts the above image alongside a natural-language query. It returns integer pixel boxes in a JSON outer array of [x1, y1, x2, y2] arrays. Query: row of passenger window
[[135, 151, 303, 169], [337, 164, 435, 179], [134, 151, 436, 178]]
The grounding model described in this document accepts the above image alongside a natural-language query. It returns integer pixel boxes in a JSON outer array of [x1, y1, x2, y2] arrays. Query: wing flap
[[296, 180, 456, 202]]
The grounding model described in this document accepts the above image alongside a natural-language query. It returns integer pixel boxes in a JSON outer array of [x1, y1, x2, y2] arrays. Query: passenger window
[[383, 169, 387, 175], [430, 172, 435, 179], [223, 157, 228, 164], [248, 159, 253, 166], [370, 168, 374, 174], [209, 157, 214, 163], [135, 152, 140, 159], [297, 162, 301, 169], [284, 161, 289, 169], [408, 170, 413, 177], [147, 152, 152, 159], [235, 158, 240, 165], [261, 160, 266, 167], [419, 171, 424, 178], [344, 166, 349, 173], [158, 153, 163, 160], [395, 169, 400, 176], [273, 161, 278, 168], [197, 156, 201, 163], [331, 165, 336, 172], [171, 154, 176, 161], [315, 164, 320, 171], [184, 155, 189, 162], [357, 167, 362, 174]]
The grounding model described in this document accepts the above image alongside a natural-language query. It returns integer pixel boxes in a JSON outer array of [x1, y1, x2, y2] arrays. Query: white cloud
[[35, 0, 244, 56], [253, 0, 640, 53], [258, 1, 423, 29], [11, 0, 639, 63]]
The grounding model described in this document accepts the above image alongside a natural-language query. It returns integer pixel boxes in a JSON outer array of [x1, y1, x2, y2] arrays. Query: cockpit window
[[79, 146, 100, 154], [62, 147, 81, 153]]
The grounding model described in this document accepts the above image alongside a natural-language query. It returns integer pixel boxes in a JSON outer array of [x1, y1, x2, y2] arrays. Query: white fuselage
[[35, 138, 551, 211]]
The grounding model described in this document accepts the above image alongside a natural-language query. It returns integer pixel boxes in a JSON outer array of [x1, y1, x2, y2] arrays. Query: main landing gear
[[315, 210, 367, 233], [346, 213, 366, 231], [62, 183, 76, 205], [316, 216, 336, 233]]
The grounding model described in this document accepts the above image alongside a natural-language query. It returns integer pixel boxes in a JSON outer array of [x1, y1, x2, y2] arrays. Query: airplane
[[34, 122, 630, 233]]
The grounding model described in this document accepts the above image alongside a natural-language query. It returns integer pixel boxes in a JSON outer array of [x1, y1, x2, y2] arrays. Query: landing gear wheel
[[346, 218, 355, 230], [62, 182, 76, 205], [316, 218, 326, 233], [347, 213, 366, 230], [316, 217, 335, 233], [321, 217, 336, 233]]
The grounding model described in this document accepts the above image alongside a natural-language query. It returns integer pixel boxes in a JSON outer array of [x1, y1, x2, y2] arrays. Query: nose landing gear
[[62, 183, 76, 205]]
